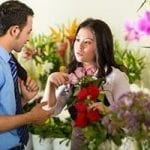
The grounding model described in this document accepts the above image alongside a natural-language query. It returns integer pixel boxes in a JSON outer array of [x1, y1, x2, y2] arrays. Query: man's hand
[[19, 77, 39, 105], [28, 102, 53, 125]]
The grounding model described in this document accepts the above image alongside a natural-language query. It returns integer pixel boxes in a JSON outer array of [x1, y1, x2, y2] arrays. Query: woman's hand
[[90, 102, 109, 114], [48, 72, 69, 87]]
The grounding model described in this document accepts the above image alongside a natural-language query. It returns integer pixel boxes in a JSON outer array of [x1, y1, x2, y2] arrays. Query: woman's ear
[[9, 25, 20, 37]]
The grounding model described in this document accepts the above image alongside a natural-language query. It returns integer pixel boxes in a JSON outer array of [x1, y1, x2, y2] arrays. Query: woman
[[42, 18, 130, 150]]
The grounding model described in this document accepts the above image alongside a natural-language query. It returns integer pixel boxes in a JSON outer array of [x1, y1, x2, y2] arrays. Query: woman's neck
[[83, 62, 96, 70]]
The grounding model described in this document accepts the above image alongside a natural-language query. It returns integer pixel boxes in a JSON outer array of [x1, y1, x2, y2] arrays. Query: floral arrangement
[[67, 66, 150, 149], [67, 66, 110, 149], [49, 19, 78, 65], [23, 97, 72, 144], [21, 35, 61, 90], [114, 41, 145, 83], [103, 91, 150, 149], [28, 117, 72, 140]]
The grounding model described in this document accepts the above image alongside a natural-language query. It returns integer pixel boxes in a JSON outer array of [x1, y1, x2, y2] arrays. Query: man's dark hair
[[0, 0, 34, 36]]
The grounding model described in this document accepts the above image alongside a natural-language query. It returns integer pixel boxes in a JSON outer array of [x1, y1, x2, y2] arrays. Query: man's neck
[[0, 38, 12, 53]]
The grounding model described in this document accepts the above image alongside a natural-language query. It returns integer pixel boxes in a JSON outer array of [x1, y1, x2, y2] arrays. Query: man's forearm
[[0, 113, 32, 132]]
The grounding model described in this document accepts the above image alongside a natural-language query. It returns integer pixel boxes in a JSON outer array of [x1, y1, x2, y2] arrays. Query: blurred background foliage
[[114, 40, 145, 84]]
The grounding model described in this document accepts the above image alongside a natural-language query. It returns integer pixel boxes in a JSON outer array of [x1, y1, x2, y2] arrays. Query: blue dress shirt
[[0, 46, 20, 149]]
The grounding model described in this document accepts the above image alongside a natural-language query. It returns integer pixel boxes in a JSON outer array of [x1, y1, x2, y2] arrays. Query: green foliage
[[25, 34, 61, 89], [28, 117, 72, 140], [83, 122, 107, 150], [114, 41, 145, 83], [23, 101, 72, 141], [28, 34, 60, 67]]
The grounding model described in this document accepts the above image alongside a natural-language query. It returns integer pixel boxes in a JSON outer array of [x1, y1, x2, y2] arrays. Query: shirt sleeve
[[111, 69, 130, 101]]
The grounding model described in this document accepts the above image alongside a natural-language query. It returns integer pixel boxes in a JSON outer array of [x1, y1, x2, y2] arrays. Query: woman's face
[[74, 27, 97, 67]]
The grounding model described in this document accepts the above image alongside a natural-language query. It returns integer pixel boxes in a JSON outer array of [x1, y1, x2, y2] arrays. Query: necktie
[[9, 56, 29, 145]]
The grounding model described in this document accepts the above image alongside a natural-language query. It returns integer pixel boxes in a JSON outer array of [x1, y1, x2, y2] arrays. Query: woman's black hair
[[68, 18, 118, 78]]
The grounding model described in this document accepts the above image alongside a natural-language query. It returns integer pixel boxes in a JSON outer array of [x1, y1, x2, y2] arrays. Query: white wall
[[0, 0, 144, 41], [20, 0, 142, 37]]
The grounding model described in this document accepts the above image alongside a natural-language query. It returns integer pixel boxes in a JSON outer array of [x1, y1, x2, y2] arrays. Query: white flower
[[43, 61, 54, 74], [36, 64, 45, 76], [130, 84, 150, 94]]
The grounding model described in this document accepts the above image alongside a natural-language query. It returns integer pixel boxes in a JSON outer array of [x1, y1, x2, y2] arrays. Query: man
[[0, 0, 51, 149]]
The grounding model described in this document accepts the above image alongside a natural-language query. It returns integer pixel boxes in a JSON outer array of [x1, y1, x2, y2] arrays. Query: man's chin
[[15, 47, 24, 52]]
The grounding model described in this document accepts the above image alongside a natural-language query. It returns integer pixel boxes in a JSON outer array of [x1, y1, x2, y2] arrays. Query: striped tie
[[9, 56, 29, 145]]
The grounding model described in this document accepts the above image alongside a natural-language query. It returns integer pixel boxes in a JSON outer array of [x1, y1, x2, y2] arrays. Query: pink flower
[[124, 21, 141, 41], [124, 10, 150, 41], [22, 51, 33, 60], [75, 67, 85, 78], [86, 66, 96, 76], [69, 73, 78, 84], [137, 11, 150, 35]]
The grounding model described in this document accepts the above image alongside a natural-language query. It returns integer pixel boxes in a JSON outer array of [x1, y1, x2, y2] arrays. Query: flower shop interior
[[0, 0, 150, 149]]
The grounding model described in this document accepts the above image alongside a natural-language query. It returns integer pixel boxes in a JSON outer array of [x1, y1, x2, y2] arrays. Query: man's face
[[14, 16, 33, 52]]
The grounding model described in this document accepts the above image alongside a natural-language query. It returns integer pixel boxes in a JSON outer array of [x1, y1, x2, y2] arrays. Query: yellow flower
[[50, 26, 63, 42], [65, 19, 78, 38]]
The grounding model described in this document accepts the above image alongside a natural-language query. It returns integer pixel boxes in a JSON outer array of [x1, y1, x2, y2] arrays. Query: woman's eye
[[84, 40, 91, 45], [75, 38, 80, 42]]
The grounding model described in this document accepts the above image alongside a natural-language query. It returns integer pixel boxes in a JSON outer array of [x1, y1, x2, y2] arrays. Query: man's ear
[[9, 25, 20, 37]]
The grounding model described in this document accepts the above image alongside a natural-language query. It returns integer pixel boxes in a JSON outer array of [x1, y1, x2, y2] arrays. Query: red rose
[[74, 112, 88, 128], [75, 102, 87, 112], [87, 109, 101, 123], [87, 84, 99, 101], [77, 88, 88, 102]]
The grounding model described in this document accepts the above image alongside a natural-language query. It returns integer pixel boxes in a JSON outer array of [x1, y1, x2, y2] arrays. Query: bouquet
[[67, 66, 109, 149], [67, 66, 150, 150], [104, 91, 150, 149]]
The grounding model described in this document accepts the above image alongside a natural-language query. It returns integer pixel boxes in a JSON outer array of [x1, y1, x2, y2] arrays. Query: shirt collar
[[0, 45, 11, 63]]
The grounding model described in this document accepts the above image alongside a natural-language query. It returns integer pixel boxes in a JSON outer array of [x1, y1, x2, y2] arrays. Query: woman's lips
[[76, 52, 83, 56]]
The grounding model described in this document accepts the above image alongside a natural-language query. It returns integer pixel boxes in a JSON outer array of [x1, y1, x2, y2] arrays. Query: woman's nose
[[79, 42, 84, 50]]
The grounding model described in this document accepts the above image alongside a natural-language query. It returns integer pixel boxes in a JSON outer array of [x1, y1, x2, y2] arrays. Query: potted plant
[[19, 34, 61, 90], [114, 40, 145, 84], [23, 101, 72, 150]]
